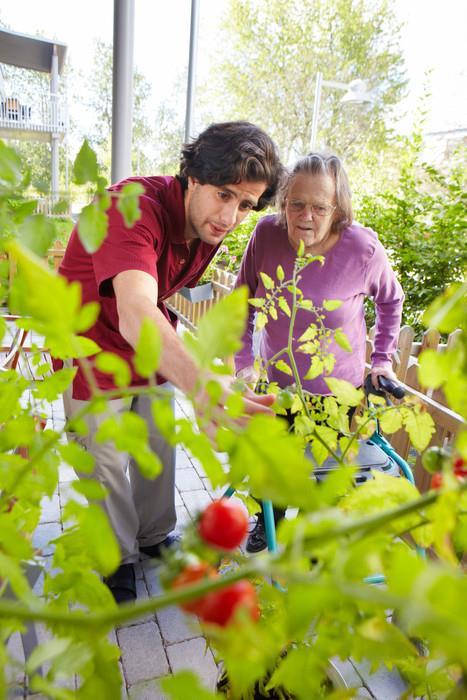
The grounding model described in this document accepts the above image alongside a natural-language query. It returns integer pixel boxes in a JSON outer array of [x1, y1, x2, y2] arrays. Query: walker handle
[[364, 374, 405, 399]]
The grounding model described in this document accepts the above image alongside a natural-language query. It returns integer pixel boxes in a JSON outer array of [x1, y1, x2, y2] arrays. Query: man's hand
[[370, 365, 398, 390], [194, 373, 275, 444], [235, 365, 260, 388]]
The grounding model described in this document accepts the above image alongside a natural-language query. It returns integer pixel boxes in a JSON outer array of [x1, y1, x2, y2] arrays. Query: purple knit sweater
[[234, 215, 404, 394]]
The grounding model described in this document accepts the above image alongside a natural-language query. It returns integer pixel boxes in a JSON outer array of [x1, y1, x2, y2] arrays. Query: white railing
[[0, 92, 67, 134], [35, 194, 72, 217]]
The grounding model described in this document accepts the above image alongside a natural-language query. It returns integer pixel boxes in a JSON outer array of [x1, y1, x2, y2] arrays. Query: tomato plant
[[198, 498, 249, 551], [171, 561, 218, 614], [2, 138, 467, 700], [199, 580, 259, 627]]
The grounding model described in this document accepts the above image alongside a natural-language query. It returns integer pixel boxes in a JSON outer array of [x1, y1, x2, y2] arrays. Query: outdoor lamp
[[310, 72, 374, 150]]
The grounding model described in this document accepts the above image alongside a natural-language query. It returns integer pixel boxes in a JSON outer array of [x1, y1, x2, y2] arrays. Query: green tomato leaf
[[95, 412, 162, 479], [278, 296, 291, 317], [116, 181, 144, 228], [325, 378, 363, 407], [72, 335, 101, 359], [18, 215, 56, 257], [184, 287, 248, 368], [276, 264, 285, 281], [402, 406, 435, 452], [75, 301, 100, 333], [260, 271, 275, 290], [161, 671, 217, 700], [334, 328, 352, 352], [298, 324, 317, 342], [379, 408, 403, 434], [255, 311, 268, 330], [73, 139, 99, 185], [0, 139, 24, 188], [323, 299, 343, 311], [58, 442, 95, 474], [134, 317, 161, 378], [248, 298, 265, 308], [275, 359, 293, 376], [418, 349, 451, 389], [304, 356, 324, 380], [72, 478, 108, 501], [26, 638, 72, 675], [95, 352, 131, 387], [32, 367, 77, 401], [423, 282, 467, 334], [77, 201, 108, 253]]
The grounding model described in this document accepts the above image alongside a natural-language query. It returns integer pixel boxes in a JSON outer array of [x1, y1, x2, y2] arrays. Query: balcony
[[0, 92, 67, 142]]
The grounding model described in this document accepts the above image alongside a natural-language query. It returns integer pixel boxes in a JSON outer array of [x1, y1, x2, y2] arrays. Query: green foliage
[[161, 670, 217, 699], [1, 137, 466, 700], [134, 317, 161, 378], [203, 0, 406, 161], [419, 282, 467, 420], [117, 181, 145, 228], [184, 286, 249, 368], [356, 135, 467, 335]]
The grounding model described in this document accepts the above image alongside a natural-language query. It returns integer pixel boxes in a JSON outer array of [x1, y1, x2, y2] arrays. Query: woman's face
[[285, 172, 338, 253]]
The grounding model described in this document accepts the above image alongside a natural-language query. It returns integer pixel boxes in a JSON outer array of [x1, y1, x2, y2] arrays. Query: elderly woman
[[234, 152, 404, 552]]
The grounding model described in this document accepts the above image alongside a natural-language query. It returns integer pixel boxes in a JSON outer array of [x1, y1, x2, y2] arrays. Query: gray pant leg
[[63, 390, 140, 564], [130, 391, 177, 547]]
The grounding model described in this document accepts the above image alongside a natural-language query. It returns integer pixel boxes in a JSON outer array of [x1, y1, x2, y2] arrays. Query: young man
[[58, 121, 284, 602]]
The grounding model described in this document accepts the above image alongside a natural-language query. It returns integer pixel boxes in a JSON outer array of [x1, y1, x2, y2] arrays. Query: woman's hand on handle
[[370, 365, 398, 390]]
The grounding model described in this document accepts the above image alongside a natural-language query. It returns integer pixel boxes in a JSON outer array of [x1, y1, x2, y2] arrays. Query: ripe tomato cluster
[[170, 499, 259, 628], [427, 454, 467, 491]]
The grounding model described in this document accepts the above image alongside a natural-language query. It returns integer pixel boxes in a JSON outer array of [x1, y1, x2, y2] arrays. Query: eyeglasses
[[286, 200, 336, 217]]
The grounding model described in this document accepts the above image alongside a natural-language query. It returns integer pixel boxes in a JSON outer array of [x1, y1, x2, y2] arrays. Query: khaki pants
[[63, 387, 176, 564]]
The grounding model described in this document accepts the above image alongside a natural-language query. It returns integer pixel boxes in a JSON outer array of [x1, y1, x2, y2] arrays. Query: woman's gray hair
[[277, 152, 353, 234]]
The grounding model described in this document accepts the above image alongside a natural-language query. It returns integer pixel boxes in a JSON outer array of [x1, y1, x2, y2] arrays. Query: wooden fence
[[165, 268, 236, 332]]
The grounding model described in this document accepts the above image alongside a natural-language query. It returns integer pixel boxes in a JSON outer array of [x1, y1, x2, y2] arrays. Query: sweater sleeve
[[233, 229, 260, 373], [364, 238, 404, 370]]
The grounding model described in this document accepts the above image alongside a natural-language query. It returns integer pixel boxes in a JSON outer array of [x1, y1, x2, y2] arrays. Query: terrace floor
[[4, 334, 410, 699]]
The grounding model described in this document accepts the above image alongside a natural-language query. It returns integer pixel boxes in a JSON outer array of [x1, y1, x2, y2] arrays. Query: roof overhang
[[0, 28, 67, 75]]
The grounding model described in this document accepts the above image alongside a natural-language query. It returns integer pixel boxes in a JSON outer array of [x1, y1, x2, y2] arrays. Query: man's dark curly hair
[[179, 121, 284, 211]]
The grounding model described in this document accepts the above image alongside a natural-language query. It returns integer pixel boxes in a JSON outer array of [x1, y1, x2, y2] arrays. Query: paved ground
[[6, 387, 409, 699]]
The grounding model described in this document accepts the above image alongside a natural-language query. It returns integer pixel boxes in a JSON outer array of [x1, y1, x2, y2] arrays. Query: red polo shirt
[[58, 176, 219, 399]]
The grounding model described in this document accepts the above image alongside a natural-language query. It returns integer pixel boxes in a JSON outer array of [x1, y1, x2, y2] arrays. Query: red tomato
[[430, 472, 444, 490], [172, 562, 217, 614], [199, 499, 249, 551], [453, 457, 467, 477], [199, 580, 260, 627]]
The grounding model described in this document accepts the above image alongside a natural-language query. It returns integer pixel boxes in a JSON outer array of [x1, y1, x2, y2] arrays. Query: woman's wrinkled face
[[285, 173, 337, 253]]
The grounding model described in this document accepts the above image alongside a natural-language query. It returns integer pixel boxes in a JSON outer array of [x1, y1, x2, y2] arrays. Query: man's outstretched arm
[[113, 269, 274, 416]]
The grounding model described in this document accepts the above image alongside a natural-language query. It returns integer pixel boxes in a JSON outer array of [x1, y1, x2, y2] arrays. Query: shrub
[[356, 136, 467, 336]]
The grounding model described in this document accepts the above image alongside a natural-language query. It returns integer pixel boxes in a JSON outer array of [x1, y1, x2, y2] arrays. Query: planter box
[[179, 282, 213, 303]]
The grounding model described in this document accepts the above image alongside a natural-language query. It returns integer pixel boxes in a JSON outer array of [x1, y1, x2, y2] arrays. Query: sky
[[1, 0, 466, 147]]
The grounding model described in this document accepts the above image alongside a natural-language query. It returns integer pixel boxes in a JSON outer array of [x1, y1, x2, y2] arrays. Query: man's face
[[184, 177, 267, 245]]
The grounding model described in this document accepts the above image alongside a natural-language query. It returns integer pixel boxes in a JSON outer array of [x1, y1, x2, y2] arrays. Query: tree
[[151, 103, 183, 174], [200, 0, 406, 162], [81, 39, 155, 177]]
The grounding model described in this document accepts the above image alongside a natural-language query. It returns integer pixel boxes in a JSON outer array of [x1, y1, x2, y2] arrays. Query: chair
[[1, 315, 30, 372]]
